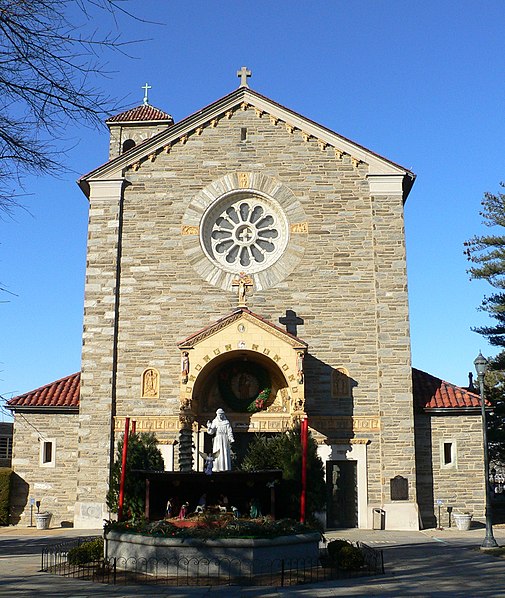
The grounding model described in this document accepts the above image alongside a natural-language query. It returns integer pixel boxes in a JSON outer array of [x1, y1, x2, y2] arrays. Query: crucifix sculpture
[[232, 272, 253, 307], [237, 66, 252, 88]]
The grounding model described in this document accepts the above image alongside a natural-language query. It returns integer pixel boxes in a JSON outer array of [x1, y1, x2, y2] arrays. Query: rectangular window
[[440, 439, 457, 468], [443, 442, 453, 465], [0, 436, 12, 459], [40, 439, 55, 467]]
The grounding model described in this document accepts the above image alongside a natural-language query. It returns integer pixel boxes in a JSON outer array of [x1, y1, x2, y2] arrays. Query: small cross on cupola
[[237, 66, 252, 88], [142, 82, 152, 105]]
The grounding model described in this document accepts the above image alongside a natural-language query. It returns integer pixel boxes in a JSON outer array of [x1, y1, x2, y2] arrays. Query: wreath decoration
[[217, 361, 271, 413]]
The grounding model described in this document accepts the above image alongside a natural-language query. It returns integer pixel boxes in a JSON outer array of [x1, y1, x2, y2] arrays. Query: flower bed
[[104, 517, 320, 576]]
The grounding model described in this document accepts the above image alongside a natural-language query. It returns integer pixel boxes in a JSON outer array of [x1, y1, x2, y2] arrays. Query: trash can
[[372, 508, 385, 530], [35, 512, 52, 530]]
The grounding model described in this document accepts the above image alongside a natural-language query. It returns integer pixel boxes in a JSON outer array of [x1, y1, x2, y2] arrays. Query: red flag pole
[[300, 417, 308, 523], [118, 417, 130, 521]]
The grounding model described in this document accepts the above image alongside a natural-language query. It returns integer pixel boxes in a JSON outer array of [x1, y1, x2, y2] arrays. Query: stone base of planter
[[105, 530, 320, 576]]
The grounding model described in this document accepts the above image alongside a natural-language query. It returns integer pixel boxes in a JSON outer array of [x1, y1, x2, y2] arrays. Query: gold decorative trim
[[131, 162, 141, 171], [178, 310, 307, 350], [148, 153, 157, 162], [164, 144, 171, 153], [309, 416, 380, 433], [302, 132, 311, 142], [210, 119, 218, 128], [225, 110, 233, 119], [196, 127, 203, 136], [254, 108, 264, 118], [181, 225, 199, 236], [317, 140, 327, 151], [240, 102, 249, 111], [114, 416, 181, 433], [335, 148, 344, 159], [269, 115, 279, 125], [180, 135, 188, 144], [285, 123, 295, 134], [291, 222, 308, 234], [351, 157, 360, 168]]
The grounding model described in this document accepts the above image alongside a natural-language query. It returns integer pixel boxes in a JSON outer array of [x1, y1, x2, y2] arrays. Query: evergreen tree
[[465, 184, 505, 346], [107, 432, 164, 521], [465, 185, 505, 466], [241, 426, 326, 519]]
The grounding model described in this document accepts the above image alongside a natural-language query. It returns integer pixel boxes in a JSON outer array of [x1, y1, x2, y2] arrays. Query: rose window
[[200, 192, 289, 274]]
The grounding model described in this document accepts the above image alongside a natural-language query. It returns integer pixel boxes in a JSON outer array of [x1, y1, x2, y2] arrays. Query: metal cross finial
[[237, 66, 252, 88], [142, 83, 152, 105]]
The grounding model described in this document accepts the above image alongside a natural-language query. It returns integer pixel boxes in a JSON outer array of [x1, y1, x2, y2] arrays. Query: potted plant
[[453, 512, 472, 531]]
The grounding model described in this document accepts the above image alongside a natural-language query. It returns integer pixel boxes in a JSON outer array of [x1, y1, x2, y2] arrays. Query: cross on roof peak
[[142, 83, 152, 105], [237, 66, 252, 88]]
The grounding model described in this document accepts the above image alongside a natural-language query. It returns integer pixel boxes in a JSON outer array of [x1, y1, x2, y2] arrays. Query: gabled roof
[[79, 86, 415, 199], [413, 368, 486, 410], [6, 373, 80, 410], [106, 103, 173, 125], [177, 308, 308, 349]]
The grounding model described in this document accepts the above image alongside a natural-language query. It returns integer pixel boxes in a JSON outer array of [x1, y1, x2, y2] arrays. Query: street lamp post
[[474, 352, 499, 549]]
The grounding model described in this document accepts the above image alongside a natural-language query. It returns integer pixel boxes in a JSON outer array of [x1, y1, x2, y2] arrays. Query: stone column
[[74, 178, 126, 528], [368, 174, 419, 530]]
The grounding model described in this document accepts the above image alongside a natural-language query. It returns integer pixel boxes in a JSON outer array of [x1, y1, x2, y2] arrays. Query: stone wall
[[415, 411, 484, 527], [10, 412, 78, 526], [77, 103, 415, 523]]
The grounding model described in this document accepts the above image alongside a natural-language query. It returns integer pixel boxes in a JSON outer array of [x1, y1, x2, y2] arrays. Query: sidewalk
[[1, 524, 505, 596]]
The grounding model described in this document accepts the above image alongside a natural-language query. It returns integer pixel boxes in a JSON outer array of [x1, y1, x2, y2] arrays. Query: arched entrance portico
[[176, 308, 308, 470]]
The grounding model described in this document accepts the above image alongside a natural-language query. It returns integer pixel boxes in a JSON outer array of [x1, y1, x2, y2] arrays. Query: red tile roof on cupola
[[106, 104, 173, 124], [413, 368, 486, 409], [7, 373, 80, 409]]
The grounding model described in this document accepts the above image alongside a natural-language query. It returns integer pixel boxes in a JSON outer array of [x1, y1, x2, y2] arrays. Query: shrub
[[67, 538, 104, 565], [0, 468, 13, 526], [106, 432, 164, 521], [240, 426, 326, 519], [327, 539, 364, 570], [338, 545, 365, 570]]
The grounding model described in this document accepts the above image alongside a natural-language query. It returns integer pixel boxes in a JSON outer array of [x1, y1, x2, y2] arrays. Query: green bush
[[0, 468, 13, 526], [338, 545, 364, 570], [240, 426, 326, 519], [106, 432, 164, 521], [327, 538, 352, 561], [327, 539, 364, 570], [67, 538, 104, 565]]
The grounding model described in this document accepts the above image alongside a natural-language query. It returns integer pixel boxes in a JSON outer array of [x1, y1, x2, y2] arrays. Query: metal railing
[[41, 538, 384, 587]]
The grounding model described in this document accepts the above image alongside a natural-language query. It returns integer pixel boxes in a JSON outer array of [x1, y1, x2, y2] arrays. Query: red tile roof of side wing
[[412, 368, 486, 409], [106, 104, 173, 124], [6, 373, 80, 409]]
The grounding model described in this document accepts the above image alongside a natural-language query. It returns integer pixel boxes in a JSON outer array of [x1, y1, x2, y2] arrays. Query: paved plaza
[[1, 524, 505, 596]]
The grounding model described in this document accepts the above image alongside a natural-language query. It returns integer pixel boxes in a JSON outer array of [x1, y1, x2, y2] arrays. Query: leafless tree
[[0, 0, 137, 212]]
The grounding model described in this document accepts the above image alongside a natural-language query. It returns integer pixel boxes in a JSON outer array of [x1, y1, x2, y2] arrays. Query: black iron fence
[[41, 537, 384, 587]]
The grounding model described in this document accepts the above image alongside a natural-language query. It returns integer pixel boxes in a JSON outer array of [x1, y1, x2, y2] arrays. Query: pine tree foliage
[[240, 426, 326, 519], [465, 184, 505, 346], [107, 432, 164, 521]]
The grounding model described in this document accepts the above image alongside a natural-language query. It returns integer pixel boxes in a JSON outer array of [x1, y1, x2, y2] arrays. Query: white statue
[[206, 408, 234, 471]]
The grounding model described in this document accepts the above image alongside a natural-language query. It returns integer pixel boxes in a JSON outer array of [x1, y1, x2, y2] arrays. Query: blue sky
[[1, 1, 504, 417]]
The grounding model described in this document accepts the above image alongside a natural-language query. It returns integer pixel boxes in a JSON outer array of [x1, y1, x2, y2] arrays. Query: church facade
[[7, 72, 486, 530]]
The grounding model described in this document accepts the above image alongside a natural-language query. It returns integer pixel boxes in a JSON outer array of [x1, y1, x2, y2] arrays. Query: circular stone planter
[[104, 529, 320, 576], [453, 513, 472, 531]]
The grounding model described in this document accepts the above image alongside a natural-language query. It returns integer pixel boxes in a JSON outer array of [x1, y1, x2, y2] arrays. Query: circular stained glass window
[[200, 191, 289, 274]]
